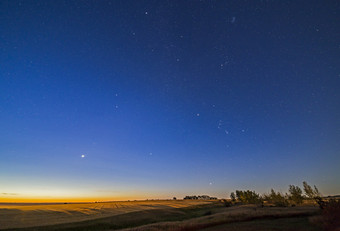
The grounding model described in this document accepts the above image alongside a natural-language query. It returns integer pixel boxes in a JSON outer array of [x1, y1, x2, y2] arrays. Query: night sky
[[1, 0, 339, 202]]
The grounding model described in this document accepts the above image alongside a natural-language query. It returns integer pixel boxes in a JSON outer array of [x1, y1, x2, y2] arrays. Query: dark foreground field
[[1, 201, 323, 231]]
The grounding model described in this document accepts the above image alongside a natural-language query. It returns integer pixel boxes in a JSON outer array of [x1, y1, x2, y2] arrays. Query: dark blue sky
[[1, 0, 339, 201]]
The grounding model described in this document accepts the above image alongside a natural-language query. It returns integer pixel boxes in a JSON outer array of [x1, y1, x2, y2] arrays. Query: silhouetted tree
[[303, 181, 326, 209], [230, 192, 236, 202], [235, 190, 244, 202], [288, 185, 304, 204], [303, 181, 320, 199], [235, 190, 261, 204], [263, 189, 289, 207]]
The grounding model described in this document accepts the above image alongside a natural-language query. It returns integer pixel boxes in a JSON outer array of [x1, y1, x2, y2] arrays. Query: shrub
[[318, 199, 340, 231], [222, 199, 232, 207]]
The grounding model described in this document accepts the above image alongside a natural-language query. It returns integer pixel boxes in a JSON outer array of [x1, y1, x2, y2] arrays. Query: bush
[[318, 199, 340, 231], [222, 199, 232, 207]]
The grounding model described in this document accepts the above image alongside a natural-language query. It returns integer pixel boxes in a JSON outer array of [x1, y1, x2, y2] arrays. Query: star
[[81, 155, 85, 158]]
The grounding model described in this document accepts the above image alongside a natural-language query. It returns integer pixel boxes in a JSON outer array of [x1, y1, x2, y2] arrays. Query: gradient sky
[[1, 0, 339, 202]]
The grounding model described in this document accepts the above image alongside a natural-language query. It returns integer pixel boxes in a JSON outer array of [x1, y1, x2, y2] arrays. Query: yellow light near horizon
[[0, 187, 154, 203]]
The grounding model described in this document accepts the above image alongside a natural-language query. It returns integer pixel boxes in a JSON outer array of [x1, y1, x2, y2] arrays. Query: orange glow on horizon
[[0, 198, 109, 203], [0, 197, 134, 203], [0, 195, 170, 203], [0, 188, 164, 203]]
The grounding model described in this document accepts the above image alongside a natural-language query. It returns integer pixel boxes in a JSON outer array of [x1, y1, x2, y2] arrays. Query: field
[[0, 200, 322, 231], [0, 200, 210, 230]]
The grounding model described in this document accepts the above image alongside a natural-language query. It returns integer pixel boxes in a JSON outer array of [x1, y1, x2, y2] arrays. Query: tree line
[[228, 181, 340, 230], [229, 181, 325, 207]]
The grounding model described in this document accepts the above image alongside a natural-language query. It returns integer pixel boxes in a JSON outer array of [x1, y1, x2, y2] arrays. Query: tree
[[230, 192, 236, 202], [303, 181, 320, 199], [235, 190, 261, 204], [263, 189, 288, 207], [235, 190, 244, 202], [288, 185, 304, 204], [303, 181, 325, 208]]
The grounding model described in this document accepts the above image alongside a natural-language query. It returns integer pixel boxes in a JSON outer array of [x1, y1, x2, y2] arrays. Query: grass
[[200, 216, 320, 231], [120, 205, 320, 231]]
